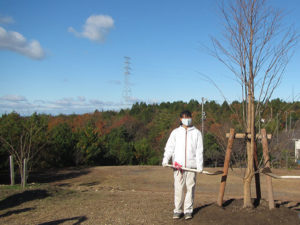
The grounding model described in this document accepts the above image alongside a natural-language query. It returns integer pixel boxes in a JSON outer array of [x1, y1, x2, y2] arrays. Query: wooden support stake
[[217, 128, 235, 206], [261, 129, 275, 210], [9, 155, 15, 185]]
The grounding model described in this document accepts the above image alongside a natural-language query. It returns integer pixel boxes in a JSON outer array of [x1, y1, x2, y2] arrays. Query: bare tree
[[0, 113, 48, 187], [269, 119, 300, 168], [210, 0, 298, 208]]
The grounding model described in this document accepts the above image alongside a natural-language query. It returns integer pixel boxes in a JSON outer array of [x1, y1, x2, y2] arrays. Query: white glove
[[197, 168, 203, 173], [162, 161, 167, 167]]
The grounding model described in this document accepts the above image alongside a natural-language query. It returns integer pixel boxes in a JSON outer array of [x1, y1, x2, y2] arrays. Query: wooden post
[[261, 129, 275, 209], [9, 155, 15, 185], [22, 158, 27, 188], [217, 128, 235, 206]]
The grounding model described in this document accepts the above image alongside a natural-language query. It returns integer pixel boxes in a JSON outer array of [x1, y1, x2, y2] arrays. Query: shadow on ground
[[193, 202, 214, 215], [276, 200, 300, 211], [0, 168, 91, 185], [0, 207, 35, 218], [0, 190, 50, 211], [29, 168, 91, 184], [38, 216, 87, 225]]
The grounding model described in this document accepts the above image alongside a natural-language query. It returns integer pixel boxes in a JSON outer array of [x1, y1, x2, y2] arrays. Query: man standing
[[162, 110, 203, 220]]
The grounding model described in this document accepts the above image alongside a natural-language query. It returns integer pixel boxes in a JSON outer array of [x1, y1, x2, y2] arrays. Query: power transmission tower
[[123, 56, 132, 104], [201, 97, 206, 138]]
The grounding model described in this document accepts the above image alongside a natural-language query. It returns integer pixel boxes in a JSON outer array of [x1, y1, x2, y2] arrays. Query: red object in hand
[[174, 162, 183, 173]]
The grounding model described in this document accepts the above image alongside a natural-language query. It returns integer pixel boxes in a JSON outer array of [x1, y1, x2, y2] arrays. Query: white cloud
[[90, 99, 118, 107], [34, 99, 46, 104], [0, 15, 14, 24], [0, 95, 157, 115], [78, 96, 86, 102], [68, 14, 114, 42], [0, 26, 45, 59], [0, 94, 27, 102], [0, 95, 32, 114], [0, 95, 122, 115]]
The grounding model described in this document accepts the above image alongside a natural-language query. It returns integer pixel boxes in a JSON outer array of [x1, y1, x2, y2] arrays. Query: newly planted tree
[[210, 0, 298, 208], [0, 112, 48, 187]]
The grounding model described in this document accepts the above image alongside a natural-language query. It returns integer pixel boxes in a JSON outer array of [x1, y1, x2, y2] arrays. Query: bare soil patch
[[0, 166, 300, 224]]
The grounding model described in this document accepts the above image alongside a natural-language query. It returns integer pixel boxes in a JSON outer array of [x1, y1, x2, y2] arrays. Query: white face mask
[[181, 118, 192, 126]]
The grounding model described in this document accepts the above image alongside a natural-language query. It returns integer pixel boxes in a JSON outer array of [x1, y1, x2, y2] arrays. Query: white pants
[[173, 170, 196, 214]]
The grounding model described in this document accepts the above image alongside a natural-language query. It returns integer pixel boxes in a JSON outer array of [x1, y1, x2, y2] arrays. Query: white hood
[[163, 126, 203, 170]]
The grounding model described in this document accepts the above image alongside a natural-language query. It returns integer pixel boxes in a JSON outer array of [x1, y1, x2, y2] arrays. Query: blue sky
[[0, 0, 300, 115]]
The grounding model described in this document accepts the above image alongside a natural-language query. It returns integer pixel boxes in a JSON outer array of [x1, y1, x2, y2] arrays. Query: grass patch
[[0, 183, 43, 190], [0, 184, 22, 190]]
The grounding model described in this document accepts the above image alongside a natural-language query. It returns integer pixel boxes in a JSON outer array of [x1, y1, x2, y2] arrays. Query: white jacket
[[162, 126, 203, 171]]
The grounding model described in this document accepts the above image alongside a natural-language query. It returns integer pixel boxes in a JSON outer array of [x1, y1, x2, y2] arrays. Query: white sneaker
[[185, 213, 193, 220], [173, 213, 182, 219]]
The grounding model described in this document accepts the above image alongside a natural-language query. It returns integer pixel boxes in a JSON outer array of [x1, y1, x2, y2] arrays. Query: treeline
[[1, 99, 300, 173]]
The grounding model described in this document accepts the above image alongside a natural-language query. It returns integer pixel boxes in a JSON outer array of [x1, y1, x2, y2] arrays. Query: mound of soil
[[177, 199, 300, 225]]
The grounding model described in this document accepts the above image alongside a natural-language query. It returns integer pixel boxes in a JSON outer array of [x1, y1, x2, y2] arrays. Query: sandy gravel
[[0, 166, 299, 225]]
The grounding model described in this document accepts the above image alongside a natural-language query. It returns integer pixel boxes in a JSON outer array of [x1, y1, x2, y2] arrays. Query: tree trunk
[[243, 93, 255, 208], [19, 158, 28, 188], [20, 162, 24, 187], [243, 146, 254, 207], [22, 158, 27, 188]]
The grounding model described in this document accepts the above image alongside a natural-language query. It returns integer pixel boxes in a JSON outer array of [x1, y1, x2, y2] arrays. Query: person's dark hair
[[180, 110, 192, 118]]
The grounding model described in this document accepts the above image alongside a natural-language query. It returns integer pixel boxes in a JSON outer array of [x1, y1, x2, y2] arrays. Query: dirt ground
[[0, 166, 300, 225]]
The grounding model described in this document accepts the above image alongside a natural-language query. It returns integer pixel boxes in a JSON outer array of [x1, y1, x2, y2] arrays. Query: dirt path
[[0, 166, 300, 224]]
